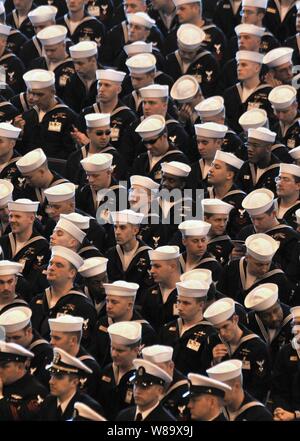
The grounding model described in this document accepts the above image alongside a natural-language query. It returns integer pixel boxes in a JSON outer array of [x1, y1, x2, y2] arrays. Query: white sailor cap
[[291, 306, 300, 319], [248, 127, 276, 143], [235, 24, 265, 37], [195, 122, 228, 139], [180, 268, 212, 285], [214, 150, 244, 169], [69, 41, 98, 59], [73, 402, 107, 421], [0, 23, 11, 36], [263, 47, 293, 68], [0, 260, 23, 276], [132, 358, 172, 385], [55, 218, 86, 244], [78, 257, 108, 278], [0, 122, 22, 139], [187, 373, 231, 398], [203, 298, 235, 325], [8, 198, 39, 213], [23, 69, 55, 89], [242, 188, 274, 215], [28, 5, 57, 24], [177, 24, 206, 51], [194, 96, 224, 117], [0, 180, 13, 207], [0, 341, 33, 364], [85, 113, 110, 128], [171, 75, 200, 103], [126, 53, 156, 73], [96, 69, 126, 83], [48, 315, 83, 332], [135, 114, 165, 140], [103, 280, 139, 297], [127, 12, 155, 29], [51, 246, 84, 270], [244, 283, 278, 311], [268, 85, 297, 110], [111, 209, 144, 225], [47, 347, 92, 375], [296, 208, 300, 225], [16, 148, 47, 173], [245, 233, 279, 262], [37, 25, 67, 46], [179, 219, 211, 236], [60, 213, 90, 230], [289, 145, 300, 160], [236, 50, 264, 64], [161, 161, 191, 177], [173, 0, 201, 6], [140, 84, 169, 98], [0, 307, 32, 333], [124, 41, 152, 56], [202, 198, 233, 215], [108, 321, 142, 346], [130, 175, 160, 190], [44, 182, 76, 203], [149, 245, 180, 261], [207, 360, 243, 382], [142, 345, 174, 363], [242, 0, 268, 8], [239, 108, 268, 130], [176, 279, 209, 298], [279, 163, 300, 178], [69, 403, 106, 423], [80, 153, 113, 172]]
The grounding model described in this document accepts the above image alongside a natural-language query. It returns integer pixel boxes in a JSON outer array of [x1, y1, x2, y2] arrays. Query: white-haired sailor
[[0, 341, 48, 421], [274, 163, 300, 230], [186, 373, 231, 421], [223, 50, 272, 133], [17, 69, 79, 160], [116, 358, 176, 421], [141, 246, 182, 331], [217, 232, 294, 305], [164, 0, 227, 65], [202, 298, 271, 402], [39, 347, 103, 421], [30, 246, 97, 349], [165, 23, 220, 98], [131, 115, 190, 184], [207, 359, 273, 421], [178, 220, 223, 282], [89, 281, 157, 369], [97, 321, 142, 420], [0, 306, 53, 388], [106, 210, 153, 295], [0, 123, 22, 185], [142, 344, 189, 420], [201, 198, 235, 265], [244, 283, 293, 364], [160, 278, 216, 376], [0, 198, 50, 295], [236, 188, 300, 277], [48, 314, 102, 401]]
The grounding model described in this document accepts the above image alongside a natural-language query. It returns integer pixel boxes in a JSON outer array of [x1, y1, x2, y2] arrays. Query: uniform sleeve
[[0, 390, 47, 421]]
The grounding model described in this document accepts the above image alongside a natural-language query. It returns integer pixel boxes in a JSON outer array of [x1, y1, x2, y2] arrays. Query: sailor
[[274, 163, 300, 230], [0, 122, 22, 183]]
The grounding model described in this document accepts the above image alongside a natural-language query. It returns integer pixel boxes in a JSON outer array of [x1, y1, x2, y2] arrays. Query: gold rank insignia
[[101, 375, 111, 383]]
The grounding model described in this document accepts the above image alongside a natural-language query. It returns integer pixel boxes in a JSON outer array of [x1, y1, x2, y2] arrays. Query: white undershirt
[[48, 61, 61, 72], [160, 199, 174, 218], [277, 204, 289, 219], [160, 286, 174, 304], [15, 240, 27, 254], [57, 391, 76, 414], [38, 110, 46, 123], [122, 242, 139, 271], [149, 154, 164, 169], [230, 0, 242, 15], [268, 328, 277, 342], [18, 14, 28, 26], [68, 20, 81, 35], [202, 162, 211, 179], [245, 268, 257, 290], [181, 61, 191, 74], [256, 167, 267, 182], [279, 4, 290, 22]]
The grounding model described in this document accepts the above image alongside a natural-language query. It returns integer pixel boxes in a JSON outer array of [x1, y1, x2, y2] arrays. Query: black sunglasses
[[95, 129, 111, 136], [144, 130, 165, 145]]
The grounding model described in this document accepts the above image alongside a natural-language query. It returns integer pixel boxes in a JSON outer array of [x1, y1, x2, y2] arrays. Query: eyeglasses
[[275, 176, 295, 183], [95, 129, 111, 136], [144, 135, 161, 145]]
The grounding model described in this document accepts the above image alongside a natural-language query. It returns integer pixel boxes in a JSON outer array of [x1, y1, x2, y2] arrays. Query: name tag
[[173, 303, 179, 316], [48, 121, 62, 132], [125, 389, 133, 404], [187, 339, 201, 352], [88, 5, 100, 16], [242, 360, 251, 370], [111, 127, 120, 141]]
